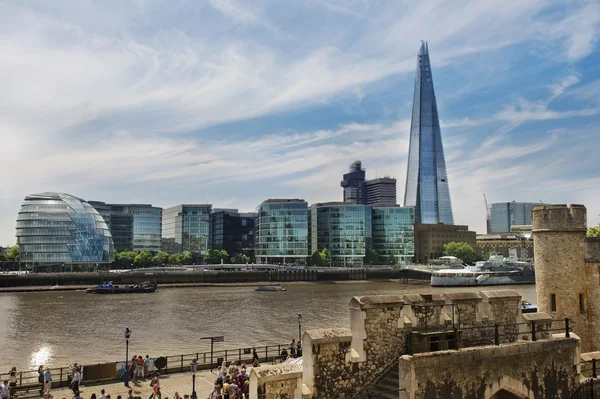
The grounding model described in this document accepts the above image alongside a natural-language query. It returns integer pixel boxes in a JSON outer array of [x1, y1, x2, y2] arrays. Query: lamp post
[[124, 328, 131, 387], [297, 314, 302, 345], [190, 359, 198, 399]]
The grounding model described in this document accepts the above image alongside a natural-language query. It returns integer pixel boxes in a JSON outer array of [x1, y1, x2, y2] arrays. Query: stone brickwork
[[533, 204, 600, 353], [399, 336, 580, 399], [249, 363, 303, 399]]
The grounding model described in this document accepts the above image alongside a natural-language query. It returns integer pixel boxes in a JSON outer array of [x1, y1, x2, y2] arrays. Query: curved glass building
[[255, 199, 308, 265], [16, 193, 115, 270], [310, 202, 372, 267]]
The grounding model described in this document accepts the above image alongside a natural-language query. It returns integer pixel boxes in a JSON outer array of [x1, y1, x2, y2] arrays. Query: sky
[[1, 0, 600, 245]]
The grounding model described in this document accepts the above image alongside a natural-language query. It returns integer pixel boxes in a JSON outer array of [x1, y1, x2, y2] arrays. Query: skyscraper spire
[[403, 41, 454, 224]]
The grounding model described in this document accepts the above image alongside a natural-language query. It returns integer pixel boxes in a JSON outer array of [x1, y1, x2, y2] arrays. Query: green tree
[[443, 241, 477, 264], [134, 251, 152, 267], [204, 249, 229, 264], [0, 252, 6, 261], [364, 249, 378, 265], [181, 252, 192, 264], [387, 254, 398, 265], [310, 250, 324, 266], [115, 251, 136, 268], [6, 245, 20, 261], [588, 223, 600, 237], [168, 253, 183, 265], [231, 253, 249, 264], [152, 251, 169, 266], [321, 248, 331, 266]]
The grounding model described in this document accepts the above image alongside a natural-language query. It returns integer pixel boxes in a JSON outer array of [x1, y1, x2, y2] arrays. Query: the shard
[[403, 41, 454, 224]]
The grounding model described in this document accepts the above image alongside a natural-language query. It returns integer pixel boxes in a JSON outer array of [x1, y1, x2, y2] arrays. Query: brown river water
[[0, 282, 537, 370]]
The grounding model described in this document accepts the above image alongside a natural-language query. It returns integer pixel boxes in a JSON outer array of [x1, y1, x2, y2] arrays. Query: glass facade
[[255, 199, 308, 265], [162, 204, 211, 254], [211, 209, 256, 258], [404, 42, 454, 225], [310, 202, 371, 267], [490, 202, 543, 233], [371, 206, 415, 264], [16, 193, 115, 266]]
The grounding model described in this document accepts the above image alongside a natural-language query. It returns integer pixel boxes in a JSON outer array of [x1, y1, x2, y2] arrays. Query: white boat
[[256, 285, 286, 292]]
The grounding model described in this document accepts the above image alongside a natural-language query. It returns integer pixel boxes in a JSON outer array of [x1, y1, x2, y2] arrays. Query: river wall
[[0, 268, 431, 288]]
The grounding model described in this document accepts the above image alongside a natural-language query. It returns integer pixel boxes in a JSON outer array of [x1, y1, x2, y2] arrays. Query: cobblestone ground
[[45, 370, 222, 399]]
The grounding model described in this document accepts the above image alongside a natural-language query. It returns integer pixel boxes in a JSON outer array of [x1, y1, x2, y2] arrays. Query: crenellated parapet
[[531, 204, 587, 232], [585, 237, 600, 262]]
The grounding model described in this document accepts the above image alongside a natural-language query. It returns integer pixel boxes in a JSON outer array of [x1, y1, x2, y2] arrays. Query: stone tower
[[532, 204, 600, 353]]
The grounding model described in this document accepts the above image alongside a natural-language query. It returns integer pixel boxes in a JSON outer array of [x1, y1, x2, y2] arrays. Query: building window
[[551, 294, 556, 312], [579, 293, 585, 314]]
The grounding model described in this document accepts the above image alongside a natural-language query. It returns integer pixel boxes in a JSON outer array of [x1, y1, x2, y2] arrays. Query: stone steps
[[368, 367, 400, 399]]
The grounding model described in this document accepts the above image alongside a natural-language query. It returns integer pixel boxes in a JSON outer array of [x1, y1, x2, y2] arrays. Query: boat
[[430, 253, 535, 287], [256, 285, 286, 292], [87, 281, 157, 294], [521, 300, 537, 313]]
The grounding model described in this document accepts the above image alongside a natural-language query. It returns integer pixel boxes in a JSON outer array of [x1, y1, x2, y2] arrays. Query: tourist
[[297, 342, 302, 357], [216, 363, 225, 387], [71, 368, 81, 395], [38, 366, 44, 385], [9, 367, 18, 399], [151, 381, 160, 399], [106, 394, 111, 399], [222, 377, 230, 399], [137, 356, 145, 379], [44, 368, 52, 394], [228, 362, 235, 376], [173, 392, 181, 399], [290, 339, 296, 358], [127, 389, 134, 399], [251, 348, 259, 367], [117, 396, 122, 399], [209, 385, 219, 399], [1, 380, 9, 399], [90, 394, 97, 399], [227, 380, 239, 399], [280, 348, 288, 361], [145, 356, 154, 378], [132, 357, 139, 382], [99, 389, 106, 399], [73, 391, 82, 399], [242, 380, 249, 399]]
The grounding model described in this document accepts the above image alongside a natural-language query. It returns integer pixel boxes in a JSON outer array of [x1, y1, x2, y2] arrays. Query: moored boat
[[87, 281, 157, 294], [256, 285, 286, 292], [521, 300, 537, 313]]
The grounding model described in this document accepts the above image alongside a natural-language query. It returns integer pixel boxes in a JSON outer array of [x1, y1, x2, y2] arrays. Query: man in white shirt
[[0, 380, 9, 399], [71, 369, 81, 394], [99, 389, 106, 399]]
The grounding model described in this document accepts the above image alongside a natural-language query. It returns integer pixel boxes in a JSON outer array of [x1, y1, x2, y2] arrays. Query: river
[[0, 282, 537, 370]]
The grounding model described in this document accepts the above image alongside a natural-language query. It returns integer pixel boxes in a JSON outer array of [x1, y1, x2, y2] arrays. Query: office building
[[371, 206, 415, 264], [309, 202, 372, 267], [403, 41, 454, 225], [414, 223, 476, 264], [490, 202, 545, 233], [365, 177, 397, 206], [340, 161, 367, 204], [255, 199, 309, 265], [16, 192, 115, 271], [211, 209, 256, 258], [89, 201, 162, 251], [162, 204, 212, 254]]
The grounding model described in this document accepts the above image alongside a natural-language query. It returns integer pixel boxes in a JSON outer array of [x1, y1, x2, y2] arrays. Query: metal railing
[[571, 360, 599, 398], [0, 343, 289, 389]]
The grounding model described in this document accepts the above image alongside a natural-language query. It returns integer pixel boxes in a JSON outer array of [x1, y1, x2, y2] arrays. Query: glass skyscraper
[[162, 204, 212, 254], [371, 206, 414, 264], [404, 42, 454, 225], [255, 199, 308, 265], [490, 202, 545, 233], [16, 192, 115, 270], [211, 209, 256, 259]]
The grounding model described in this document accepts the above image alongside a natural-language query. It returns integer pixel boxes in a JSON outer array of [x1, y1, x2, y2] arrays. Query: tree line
[[309, 248, 398, 266], [113, 249, 250, 267]]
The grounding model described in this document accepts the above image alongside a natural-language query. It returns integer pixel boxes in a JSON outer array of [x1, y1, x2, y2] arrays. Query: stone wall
[[399, 336, 581, 399], [249, 363, 303, 399]]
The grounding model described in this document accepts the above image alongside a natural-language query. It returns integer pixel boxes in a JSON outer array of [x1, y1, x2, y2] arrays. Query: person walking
[[8, 367, 17, 399], [44, 368, 52, 394], [71, 368, 81, 395], [252, 348, 259, 367], [1, 380, 9, 399], [290, 339, 297, 358]]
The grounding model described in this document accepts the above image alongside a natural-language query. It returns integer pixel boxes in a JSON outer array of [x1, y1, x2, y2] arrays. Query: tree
[[588, 223, 600, 237], [321, 248, 331, 266], [204, 249, 229, 264], [310, 250, 324, 266], [5, 245, 20, 261], [168, 253, 183, 265], [364, 249, 378, 265], [443, 241, 477, 264], [152, 251, 169, 266], [231, 253, 249, 264], [387, 254, 398, 265], [0, 252, 5, 261], [134, 251, 152, 267], [115, 251, 136, 268]]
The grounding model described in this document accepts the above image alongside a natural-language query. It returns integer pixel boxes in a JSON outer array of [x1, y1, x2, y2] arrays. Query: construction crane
[[484, 194, 491, 234]]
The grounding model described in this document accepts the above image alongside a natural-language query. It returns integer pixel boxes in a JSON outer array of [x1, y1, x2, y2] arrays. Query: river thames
[[0, 282, 537, 370]]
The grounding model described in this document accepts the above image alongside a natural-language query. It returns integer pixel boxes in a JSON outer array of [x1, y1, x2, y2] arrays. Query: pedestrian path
[[46, 369, 220, 399]]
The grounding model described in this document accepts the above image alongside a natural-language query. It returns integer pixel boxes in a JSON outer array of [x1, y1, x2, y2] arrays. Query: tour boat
[[521, 300, 537, 313], [255, 285, 286, 292], [87, 281, 157, 294]]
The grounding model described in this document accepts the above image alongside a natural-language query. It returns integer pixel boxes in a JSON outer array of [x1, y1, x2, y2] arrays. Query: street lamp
[[190, 359, 198, 399], [124, 328, 131, 387], [297, 314, 302, 345]]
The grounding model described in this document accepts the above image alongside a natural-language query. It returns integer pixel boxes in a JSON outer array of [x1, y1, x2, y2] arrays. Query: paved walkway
[[47, 369, 222, 399]]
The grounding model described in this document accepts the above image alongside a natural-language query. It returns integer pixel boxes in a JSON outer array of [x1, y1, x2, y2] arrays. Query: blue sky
[[1, 0, 600, 245]]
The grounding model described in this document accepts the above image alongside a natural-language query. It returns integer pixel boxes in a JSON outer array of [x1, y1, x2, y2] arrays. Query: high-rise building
[[16, 193, 115, 271], [162, 204, 212, 254], [403, 41, 454, 225], [255, 199, 309, 265], [89, 201, 162, 252], [341, 161, 366, 204], [490, 202, 546, 233], [211, 209, 256, 259], [365, 177, 397, 206], [371, 206, 414, 264]]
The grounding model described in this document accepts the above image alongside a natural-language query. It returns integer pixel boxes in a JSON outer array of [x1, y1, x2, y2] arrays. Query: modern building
[[211, 209, 256, 259], [340, 161, 367, 204], [162, 204, 212, 254], [371, 206, 415, 264], [255, 199, 309, 265], [16, 192, 115, 271], [414, 223, 476, 264], [89, 202, 162, 251], [490, 201, 545, 233], [404, 41, 454, 225], [365, 177, 397, 206], [309, 202, 372, 267], [476, 232, 533, 261]]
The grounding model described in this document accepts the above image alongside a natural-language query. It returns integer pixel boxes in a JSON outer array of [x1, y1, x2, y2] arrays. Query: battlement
[[585, 237, 600, 262], [531, 204, 587, 232]]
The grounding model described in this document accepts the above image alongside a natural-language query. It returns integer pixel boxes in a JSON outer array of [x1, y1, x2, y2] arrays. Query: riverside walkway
[[46, 369, 221, 399]]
